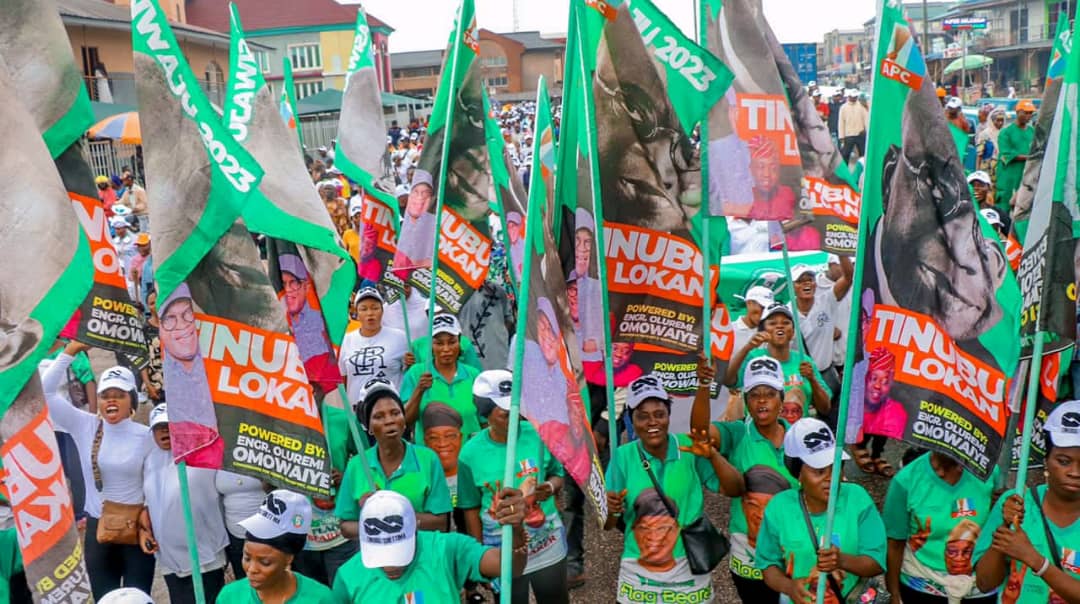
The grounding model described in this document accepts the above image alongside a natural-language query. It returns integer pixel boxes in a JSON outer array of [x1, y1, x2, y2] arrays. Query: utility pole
[[923, 0, 930, 52]]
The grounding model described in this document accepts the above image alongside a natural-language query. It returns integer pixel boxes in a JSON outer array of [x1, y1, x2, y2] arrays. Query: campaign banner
[[1009, 13, 1072, 237], [705, 0, 801, 221], [280, 58, 303, 149], [0, 23, 94, 598], [762, 22, 862, 255], [134, 0, 331, 497], [850, 1, 1022, 479], [718, 250, 829, 313], [515, 77, 606, 518], [485, 90, 530, 285], [587, 0, 730, 394]]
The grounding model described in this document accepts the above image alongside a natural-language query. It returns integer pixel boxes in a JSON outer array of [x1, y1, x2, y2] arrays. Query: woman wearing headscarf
[[884, 450, 998, 603], [337, 378, 453, 535], [605, 373, 743, 603], [214, 490, 335, 603], [975, 108, 1005, 183], [756, 418, 886, 603], [975, 400, 1080, 603], [43, 341, 155, 599]]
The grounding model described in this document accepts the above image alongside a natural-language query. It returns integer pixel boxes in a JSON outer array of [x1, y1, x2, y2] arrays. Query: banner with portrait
[[849, 2, 1021, 479]]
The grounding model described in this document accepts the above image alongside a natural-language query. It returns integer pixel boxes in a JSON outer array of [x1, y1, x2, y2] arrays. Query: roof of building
[[391, 49, 444, 70], [59, 0, 253, 46], [390, 30, 563, 70], [499, 31, 565, 51], [185, 0, 392, 35]]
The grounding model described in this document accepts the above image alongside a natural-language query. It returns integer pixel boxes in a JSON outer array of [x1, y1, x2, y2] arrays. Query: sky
[[346, 0, 876, 54]]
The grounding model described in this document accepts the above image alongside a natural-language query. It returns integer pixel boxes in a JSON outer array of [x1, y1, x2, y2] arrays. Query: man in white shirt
[[726, 217, 771, 255], [787, 255, 853, 373], [816, 255, 854, 368], [732, 286, 775, 354]]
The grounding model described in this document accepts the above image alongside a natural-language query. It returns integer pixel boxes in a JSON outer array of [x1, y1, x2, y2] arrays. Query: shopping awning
[[943, 54, 993, 75]]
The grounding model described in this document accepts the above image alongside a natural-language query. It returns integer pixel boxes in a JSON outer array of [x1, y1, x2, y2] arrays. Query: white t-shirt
[[833, 287, 853, 367], [790, 287, 839, 372], [732, 315, 760, 356], [338, 326, 408, 407], [42, 354, 151, 519], [144, 446, 228, 576], [214, 470, 265, 539], [726, 218, 771, 255], [383, 289, 429, 341]]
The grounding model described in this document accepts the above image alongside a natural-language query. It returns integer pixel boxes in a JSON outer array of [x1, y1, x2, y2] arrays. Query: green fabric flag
[[133, 0, 332, 497], [281, 57, 304, 150], [393, 0, 494, 317], [483, 89, 529, 288], [847, 0, 1022, 479], [1010, 11, 1073, 241]]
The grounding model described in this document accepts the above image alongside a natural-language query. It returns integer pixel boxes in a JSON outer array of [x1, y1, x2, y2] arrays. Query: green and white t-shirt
[[457, 423, 566, 574], [735, 349, 832, 421], [974, 484, 1080, 604], [400, 362, 483, 441], [332, 531, 491, 602], [714, 418, 796, 580], [756, 483, 886, 603], [215, 571, 335, 603], [606, 434, 720, 604], [0, 526, 23, 604], [335, 441, 452, 522], [307, 403, 355, 552], [883, 453, 998, 597]]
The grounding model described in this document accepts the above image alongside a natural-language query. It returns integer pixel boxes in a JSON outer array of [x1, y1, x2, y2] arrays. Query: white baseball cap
[[760, 302, 794, 324], [627, 373, 671, 410], [149, 403, 169, 428], [395, 184, 411, 198], [360, 490, 418, 568], [109, 216, 129, 229], [784, 418, 850, 469], [353, 286, 384, 306], [432, 313, 462, 337], [411, 169, 434, 191], [946, 96, 963, 109], [239, 489, 312, 539], [790, 264, 816, 281], [473, 369, 513, 411], [348, 196, 363, 217], [980, 208, 1003, 227], [967, 170, 992, 185], [1044, 401, 1080, 448], [97, 366, 136, 394], [743, 356, 785, 392], [736, 285, 775, 308], [98, 588, 153, 604]]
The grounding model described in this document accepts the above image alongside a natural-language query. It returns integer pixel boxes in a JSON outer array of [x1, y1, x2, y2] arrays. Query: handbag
[[637, 444, 730, 575], [91, 420, 142, 545], [798, 491, 890, 604]]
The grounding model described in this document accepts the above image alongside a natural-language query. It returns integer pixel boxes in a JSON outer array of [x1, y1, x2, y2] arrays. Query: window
[[485, 76, 509, 88], [254, 50, 272, 74], [394, 67, 437, 78], [481, 55, 507, 67], [294, 79, 324, 100], [205, 60, 225, 105], [289, 43, 322, 71]]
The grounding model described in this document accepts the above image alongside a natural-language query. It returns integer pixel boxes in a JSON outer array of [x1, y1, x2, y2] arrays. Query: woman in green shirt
[[215, 490, 335, 604], [605, 373, 743, 604], [884, 450, 997, 603], [401, 313, 483, 442], [337, 377, 452, 536], [975, 401, 1080, 603], [756, 418, 886, 604]]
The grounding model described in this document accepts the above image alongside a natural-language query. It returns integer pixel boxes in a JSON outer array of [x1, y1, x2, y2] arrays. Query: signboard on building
[[943, 17, 988, 31], [783, 42, 818, 84]]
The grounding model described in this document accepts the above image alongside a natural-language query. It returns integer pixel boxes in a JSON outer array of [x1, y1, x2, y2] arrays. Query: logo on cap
[[433, 315, 455, 327], [748, 358, 780, 373], [103, 368, 128, 380], [497, 380, 512, 395], [363, 515, 408, 544], [802, 427, 834, 453], [1062, 412, 1080, 433], [292, 514, 303, 528], [632, 375, 661, 393]]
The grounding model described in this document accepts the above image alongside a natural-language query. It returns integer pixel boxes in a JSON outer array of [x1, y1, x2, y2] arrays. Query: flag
[[281, 57, 304, 150], [393, 0, 494, 316], [0, 0, 148, 362], [335, 6, 401, 286], [133, 0, 332, 497], [584, 0, 731, 395], [484, 89, 530, 286], [514, 76, 606, 517], [1010, 12, 1073, 241], [705, 0, 801, 221], [0, 41, 94, 604], [848, 0, 1021, 479]]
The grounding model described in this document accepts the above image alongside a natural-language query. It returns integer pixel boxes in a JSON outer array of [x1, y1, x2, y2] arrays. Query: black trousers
[[225, 532, 245, 579], [730, 572, 780, 604], [292, 540, 358, 587], [841, 133, 866, 162], [84, 516, 156, 600], [504, 559, 570, 604], [898, 584, 997, 604], [163, 567, 225, 604]]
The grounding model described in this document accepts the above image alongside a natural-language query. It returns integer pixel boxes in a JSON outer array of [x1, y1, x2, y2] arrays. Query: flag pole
[[697, 0, 713, 368], [177, 461, 207, 604], [779, 233, 805, 355], [1013, 338, 1045, 493]]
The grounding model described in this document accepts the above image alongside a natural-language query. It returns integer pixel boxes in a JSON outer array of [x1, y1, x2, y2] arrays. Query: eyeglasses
[[283, 278, 308, 292], [162, 308, 195, 331]]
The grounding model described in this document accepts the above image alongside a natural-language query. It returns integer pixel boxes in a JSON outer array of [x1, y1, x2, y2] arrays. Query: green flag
[[281, 57, 304, 150], [844, 0, 1022, 479], [483, 89, 529, 288]]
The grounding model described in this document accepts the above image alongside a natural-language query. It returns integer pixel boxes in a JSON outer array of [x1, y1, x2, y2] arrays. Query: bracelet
[[543, 480, 555, 493], [1034, 556, 1051, 577]]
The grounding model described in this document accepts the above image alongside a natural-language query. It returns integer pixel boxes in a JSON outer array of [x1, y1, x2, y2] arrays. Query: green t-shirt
[[736, 349, 832, 420], [306, 402, 358, 552], [756, 483, 886, 600], [457, 423, 566, 573], [0, 527, 23, 604], [400, 362, 482, 441], [45, 348, 94, 384], [215, 572, 335, 603], [883, 453, 998, 597], [715, 418, 796, 580], [335, 441, 452, 522], [332, 531, 491, 602], [974, 484, 1080, 604], [409, 335, 483, 372], [995, 123, 1034, 211], [606, 434, 719, 603]]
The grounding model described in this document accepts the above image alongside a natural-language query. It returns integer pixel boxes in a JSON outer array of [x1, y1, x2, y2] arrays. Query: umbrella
[[943, 54, 993, 76], [87, 111, 141, 144]]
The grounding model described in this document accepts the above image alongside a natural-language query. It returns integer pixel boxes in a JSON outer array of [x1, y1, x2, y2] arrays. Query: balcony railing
[[83, 73, 225, 109]]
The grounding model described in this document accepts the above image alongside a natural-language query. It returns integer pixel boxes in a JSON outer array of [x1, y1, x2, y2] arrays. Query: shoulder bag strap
[[637, 443, 679, 521], [91, 419, 104, 492], [798, 492, 846, 600], [1030, 486, 1063, 568]]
